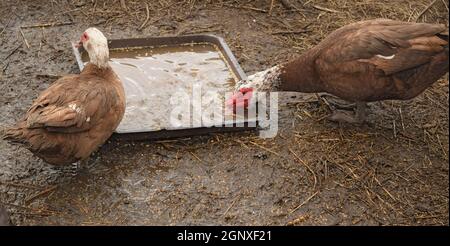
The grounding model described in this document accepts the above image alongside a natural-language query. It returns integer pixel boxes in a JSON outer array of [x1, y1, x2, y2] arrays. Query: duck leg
[[70, 159, 89, 176], [318, 93, 355, 110], [328, 102, 367, 124]]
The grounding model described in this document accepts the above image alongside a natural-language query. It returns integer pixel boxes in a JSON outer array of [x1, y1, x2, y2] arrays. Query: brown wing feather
[[316, 20, 446, 72], [311, 19, 448, 102], [3, 63, 125, 165], [24, 74, 113, 133], [375, 34, 447, 74]]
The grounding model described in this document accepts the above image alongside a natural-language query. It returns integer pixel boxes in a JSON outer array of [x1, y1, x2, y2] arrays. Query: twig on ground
[[20, 21, 73, 29], [225, 4, 268, 13], [3, 44, 21, 61], [25, 185, 58, 205], [269, 0, 276, 15], [416, 0, 438, 21], [271, 29, 310, 35], [19, 28, 30, 49], [289, 148, 317, 190], [120, 0, 128, 11], [249, 141, 280, 156], [138, 3, 150, 30], [290, 191, 319, 213], [0, 15, 13, 35], [313, 5, 340, 13], [222, 195, 240, 217]]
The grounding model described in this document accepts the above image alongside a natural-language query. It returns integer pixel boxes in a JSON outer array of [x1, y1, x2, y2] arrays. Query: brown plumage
[[3, 28, 125, 165], [232, 19, 449, 123]]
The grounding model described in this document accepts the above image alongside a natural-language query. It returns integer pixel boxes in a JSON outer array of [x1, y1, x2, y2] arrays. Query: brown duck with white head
[[228, 19, 449, 123], [3, 28, 125, 165]]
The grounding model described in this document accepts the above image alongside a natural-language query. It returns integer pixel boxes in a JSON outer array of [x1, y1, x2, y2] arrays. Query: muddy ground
[[0, 0, 448, 225]]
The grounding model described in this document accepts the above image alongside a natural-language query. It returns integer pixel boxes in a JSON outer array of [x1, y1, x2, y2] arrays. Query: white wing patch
[[376, 54, 395, 60], [68, 103, 82, 113]]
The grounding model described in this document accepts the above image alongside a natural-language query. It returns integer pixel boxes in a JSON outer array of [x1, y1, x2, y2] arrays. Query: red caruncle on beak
[[226, 87, 254, 112], [75, 32, 88, 48]]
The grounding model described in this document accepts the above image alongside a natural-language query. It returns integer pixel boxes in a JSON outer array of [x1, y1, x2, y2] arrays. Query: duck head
[[226, 65, 281, 112], [76, 27, 109, 69]]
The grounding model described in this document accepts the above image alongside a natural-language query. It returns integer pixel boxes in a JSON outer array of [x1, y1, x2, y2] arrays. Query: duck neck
[[278, 49, 323, 93], [87, 45, 109, 69], [89, 55, 109, 69], [81, 63, 113, 78]]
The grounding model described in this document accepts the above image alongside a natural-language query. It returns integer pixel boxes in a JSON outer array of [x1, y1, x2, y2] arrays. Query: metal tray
[[72, 34, 256, 141]]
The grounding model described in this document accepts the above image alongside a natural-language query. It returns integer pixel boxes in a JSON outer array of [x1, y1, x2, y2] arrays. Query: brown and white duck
[[2, 28, 125, 165], [228, 19, 449, 123]]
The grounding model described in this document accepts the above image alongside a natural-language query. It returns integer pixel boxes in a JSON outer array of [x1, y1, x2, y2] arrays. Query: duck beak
[[74, 40, 82, 49], [226, 88, 254, 113]]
